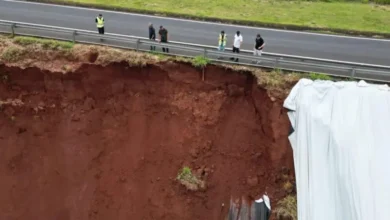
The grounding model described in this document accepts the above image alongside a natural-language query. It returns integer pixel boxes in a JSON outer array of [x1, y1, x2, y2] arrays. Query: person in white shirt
[[231, 31, 243, 62]]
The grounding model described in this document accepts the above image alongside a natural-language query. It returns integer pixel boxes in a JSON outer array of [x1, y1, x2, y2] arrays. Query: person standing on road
[[217, 30, 227, 59], [95, 14, 105, 35], [159, 25, 169, 53], [231, 31, 243, 62], [149, 23, 156, 51], [218, 30, 227, 51], [254, 34, 265, 64]]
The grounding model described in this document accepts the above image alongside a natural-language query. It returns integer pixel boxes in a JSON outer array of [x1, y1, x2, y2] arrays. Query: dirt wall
[[0, 62, 294, 220]]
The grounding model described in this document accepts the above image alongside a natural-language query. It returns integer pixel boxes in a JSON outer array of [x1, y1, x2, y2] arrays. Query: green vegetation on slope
[[13, 36, 74, 50], [309, 72, 333, 81], [1, 46, 25, 62], [176, 166, 206, 191], [32, 0, 390, 35], [191, 55, 210, 68], [1, 35, 341, 98]]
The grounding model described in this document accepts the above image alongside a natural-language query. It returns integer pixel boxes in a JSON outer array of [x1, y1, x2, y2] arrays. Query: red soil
[[0, 62, 294, 220]]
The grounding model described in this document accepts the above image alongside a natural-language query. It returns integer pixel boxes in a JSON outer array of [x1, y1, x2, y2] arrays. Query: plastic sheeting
[[283, 79, 390, 220]]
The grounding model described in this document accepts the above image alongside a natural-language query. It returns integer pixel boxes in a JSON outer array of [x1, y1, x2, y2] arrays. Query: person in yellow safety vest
[[217, 30, 227, 59], [95, 14, 105, 35], [218, 30, 227, 51]]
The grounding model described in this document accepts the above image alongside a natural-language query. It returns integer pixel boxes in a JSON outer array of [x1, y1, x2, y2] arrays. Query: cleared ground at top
[[48, 0, 390, 34]]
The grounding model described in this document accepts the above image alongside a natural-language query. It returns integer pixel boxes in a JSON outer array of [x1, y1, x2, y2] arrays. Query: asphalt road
[[0, 0, 390, 66]]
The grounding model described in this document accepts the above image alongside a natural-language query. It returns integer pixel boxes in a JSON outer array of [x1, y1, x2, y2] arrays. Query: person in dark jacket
[[149, 23, 156, 51], [254, 34, 265, 64], [158, 25, 169, 53]]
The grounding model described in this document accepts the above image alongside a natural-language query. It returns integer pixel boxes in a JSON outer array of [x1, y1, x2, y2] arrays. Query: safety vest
[[219, 34, 227, 46], [96, 17, 104, 28]]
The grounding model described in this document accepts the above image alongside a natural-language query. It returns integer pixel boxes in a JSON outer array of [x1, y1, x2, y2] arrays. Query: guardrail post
[[203, 48, 207, 58], [72, 31, 77, 43], [72, 31, 76, 43], [136, 39, 140, 51], [11, 24, 16, 37], [274, 58, 279, 68], [351, 68, 356, 78]]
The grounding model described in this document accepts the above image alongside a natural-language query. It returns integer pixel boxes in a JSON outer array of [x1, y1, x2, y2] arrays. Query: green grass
[[13, 36, 74, 50], [176, 166, 206, 191], [191, 55, 210, 68], [309, 72, 333, 80], [45, 0, 390, 34], [191, 55, 210, 80], [177, 166, 194, 181]]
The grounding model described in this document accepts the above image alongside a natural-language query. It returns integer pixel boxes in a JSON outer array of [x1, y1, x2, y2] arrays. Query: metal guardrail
[[0, 19, 390, 82]]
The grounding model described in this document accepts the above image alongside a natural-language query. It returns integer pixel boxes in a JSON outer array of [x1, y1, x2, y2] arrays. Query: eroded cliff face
[[0, 61, 295, 220]]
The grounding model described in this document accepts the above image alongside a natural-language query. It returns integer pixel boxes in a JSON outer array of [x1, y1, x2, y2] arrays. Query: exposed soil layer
[[0, 62, 294, 220]]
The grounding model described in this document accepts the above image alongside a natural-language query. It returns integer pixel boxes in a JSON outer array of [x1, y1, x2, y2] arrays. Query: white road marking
[[2, 0, 390, 42]]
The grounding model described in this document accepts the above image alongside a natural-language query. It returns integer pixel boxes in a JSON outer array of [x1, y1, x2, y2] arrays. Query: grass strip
[[25, 0, 390, 38], [13, 36, 74, 50]]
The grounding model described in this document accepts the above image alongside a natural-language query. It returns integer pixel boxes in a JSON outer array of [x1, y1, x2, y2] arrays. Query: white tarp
[[283, 79, 390, 220]]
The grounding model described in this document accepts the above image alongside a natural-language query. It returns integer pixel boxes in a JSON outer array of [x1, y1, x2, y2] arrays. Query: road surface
[[0, 0, 389, 66]]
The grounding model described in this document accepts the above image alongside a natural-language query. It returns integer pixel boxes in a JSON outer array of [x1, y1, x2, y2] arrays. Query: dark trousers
[[161, 40, 169, 53], [150, 38, 156, 51], [98, 27, 104, 34], [231, 46, 240, 62]]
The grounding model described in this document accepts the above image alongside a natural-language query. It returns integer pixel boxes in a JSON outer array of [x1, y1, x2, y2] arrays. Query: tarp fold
[[284, 79, 390, 220]]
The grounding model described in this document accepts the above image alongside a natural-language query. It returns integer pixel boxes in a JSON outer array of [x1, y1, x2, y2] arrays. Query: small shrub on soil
[[283, 181, 294, 193], [309, 72, 332, 81], [13, 36, 74, 50], [261, 71, 286, 87], [1, 46, 25, 62], [176, 166, 206, 191], [191, 55, 210, 68], [192, 55, 210, 81], [274, 195, 297, 220]]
